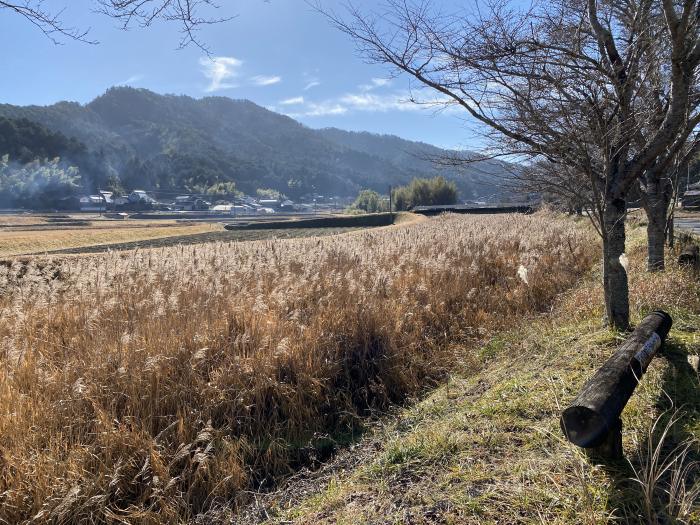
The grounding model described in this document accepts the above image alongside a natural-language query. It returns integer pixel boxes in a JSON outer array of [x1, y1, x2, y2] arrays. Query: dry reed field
[[0, 212, 596, 524]]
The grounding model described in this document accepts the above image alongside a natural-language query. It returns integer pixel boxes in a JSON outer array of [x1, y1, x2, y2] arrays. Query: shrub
[[351, 189, 389, 213]]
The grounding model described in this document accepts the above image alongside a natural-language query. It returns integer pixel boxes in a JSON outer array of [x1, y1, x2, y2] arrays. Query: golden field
[[0, 212, 596, 523], [0, 218, 219, 257]]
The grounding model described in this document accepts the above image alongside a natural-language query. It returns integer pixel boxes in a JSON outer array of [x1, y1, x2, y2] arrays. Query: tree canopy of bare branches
[[0, 0, 231, 49], [323, 0, 700, 329]]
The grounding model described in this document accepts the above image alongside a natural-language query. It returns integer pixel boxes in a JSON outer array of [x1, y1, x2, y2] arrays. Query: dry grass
[[263, 222, 700, 525], [0, 221, 219, 256], [0, 212, 595, 523], [0, 214, 47, 226]]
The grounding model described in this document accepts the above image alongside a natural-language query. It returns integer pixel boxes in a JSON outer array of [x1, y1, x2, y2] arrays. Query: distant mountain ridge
[[0, 87, 513, 200]]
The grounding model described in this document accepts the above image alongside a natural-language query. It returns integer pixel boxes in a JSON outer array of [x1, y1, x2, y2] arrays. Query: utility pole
[[389, 185, 393, 224]]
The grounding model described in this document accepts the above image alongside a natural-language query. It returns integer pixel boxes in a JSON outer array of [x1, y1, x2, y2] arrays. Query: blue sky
[[0, 1, 482, 150]]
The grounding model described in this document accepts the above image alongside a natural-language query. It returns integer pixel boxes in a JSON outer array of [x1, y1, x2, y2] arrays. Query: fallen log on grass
[[560, 310, 673, 459]]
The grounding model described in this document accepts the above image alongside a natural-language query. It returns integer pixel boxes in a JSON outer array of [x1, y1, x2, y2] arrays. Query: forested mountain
[[0, 117, 86, 164], [0, 87, 513, 200]]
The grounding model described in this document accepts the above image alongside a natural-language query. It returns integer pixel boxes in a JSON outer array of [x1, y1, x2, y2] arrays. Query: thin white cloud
[[359, 77, 392, 91], [200, 56, 243, 92], [303, 80, 321, 90], [284, 90, 458, 118], [286, 100, 348, 117], [118, 74, 143, 86], [280, 96, 305, 105], [339, 93, 418, 112], [251, 75, 281, 86]]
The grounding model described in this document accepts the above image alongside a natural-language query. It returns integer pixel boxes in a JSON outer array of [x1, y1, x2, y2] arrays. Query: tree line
[[0, 156, 80, 209], [351, 176, 458, 213]]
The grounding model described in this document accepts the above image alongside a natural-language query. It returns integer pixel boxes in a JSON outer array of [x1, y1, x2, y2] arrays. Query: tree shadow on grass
[[602, 334, 700, 523]]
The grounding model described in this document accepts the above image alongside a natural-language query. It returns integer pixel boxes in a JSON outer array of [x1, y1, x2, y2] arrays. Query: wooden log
[[678, 244, 699, 269], [585, 417, 623, 460], [560, 310, 672, 453]]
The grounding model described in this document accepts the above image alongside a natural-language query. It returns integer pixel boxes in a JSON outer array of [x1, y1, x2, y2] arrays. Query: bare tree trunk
[[667, 212, 675, 248], [645, 178, 669, 271], [603, 197, 630, 330]]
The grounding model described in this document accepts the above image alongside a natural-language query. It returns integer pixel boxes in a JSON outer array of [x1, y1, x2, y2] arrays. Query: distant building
[[240, 195, 258, 205], [174, 195, 192, 209], [211, 204, 255, 215], [79, 195, 107, 212], [98, 191, 113, 206], [128, 190, 156, 204], [174, 195, 210, 211], [258, 199, 280, 208]]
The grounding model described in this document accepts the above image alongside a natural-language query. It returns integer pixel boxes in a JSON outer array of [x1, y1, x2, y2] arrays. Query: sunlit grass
[[0, 211, 596, 523], [267, 225, 700, 525]]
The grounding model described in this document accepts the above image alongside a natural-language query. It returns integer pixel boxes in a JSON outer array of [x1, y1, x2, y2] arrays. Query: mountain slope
[[0, 117, 86, 164], [0, 87, 514, 199]]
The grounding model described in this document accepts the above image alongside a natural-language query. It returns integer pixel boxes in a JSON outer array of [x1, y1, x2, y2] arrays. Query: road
[[675, 217, 700, 236]]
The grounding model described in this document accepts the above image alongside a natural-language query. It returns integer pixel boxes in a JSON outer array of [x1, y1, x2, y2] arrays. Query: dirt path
[[676, 216, 700, 236]]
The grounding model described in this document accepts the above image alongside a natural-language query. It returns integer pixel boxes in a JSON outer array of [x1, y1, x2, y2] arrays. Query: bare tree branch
[[96, 0, 235, 53], [1, 0, 233, 50], [0, 1, 96, 44]]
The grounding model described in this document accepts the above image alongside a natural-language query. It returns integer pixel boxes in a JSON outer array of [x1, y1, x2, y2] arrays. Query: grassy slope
[[261, 222, 700, 524]]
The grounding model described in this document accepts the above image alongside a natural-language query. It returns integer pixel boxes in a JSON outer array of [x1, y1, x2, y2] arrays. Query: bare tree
[[629, 15, 700, 270], [518, 162, 593, 216], [521, 137, 700, 271], [1, 0, 230, 49], [640, 137, 700, 269], [321, 0, 700, 329]]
